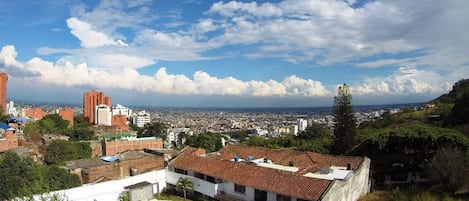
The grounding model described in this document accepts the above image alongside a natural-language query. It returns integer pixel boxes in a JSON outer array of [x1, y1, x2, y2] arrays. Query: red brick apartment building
[[83, 90, 112, 124], [24, 107, 46, 120], [0, 73, 7, 115], [0, 123, 18, 152], [58, 107, 74, 126]]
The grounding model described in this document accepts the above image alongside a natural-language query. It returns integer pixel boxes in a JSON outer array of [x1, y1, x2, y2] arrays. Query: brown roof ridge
[[171, 150, 332, 200]]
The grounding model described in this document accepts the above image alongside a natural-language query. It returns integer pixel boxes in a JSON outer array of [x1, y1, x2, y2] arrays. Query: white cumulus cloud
[[66, 17, 127, 48]]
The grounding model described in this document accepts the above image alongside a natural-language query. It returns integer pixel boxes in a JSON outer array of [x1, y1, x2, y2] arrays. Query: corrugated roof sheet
[[0, 122, 10, 130]]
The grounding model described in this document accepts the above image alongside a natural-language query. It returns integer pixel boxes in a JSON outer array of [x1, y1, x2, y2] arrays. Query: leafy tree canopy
[[64, 123, 95, 141], [45, 140, 92, 165], [137, 122, 168, 138], [36, 114, 70, 135], [0, 152, 80, 200], [186, 132, 223, 152], [353, 122, 469, 178], [427, 146, 469, 194]]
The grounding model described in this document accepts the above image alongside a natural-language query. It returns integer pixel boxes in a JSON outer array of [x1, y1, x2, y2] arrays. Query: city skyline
[[0, 0, 468, 107]]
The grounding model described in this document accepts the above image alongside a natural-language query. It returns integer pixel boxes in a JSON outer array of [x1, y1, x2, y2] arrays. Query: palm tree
[[176, 177, 194, 201]]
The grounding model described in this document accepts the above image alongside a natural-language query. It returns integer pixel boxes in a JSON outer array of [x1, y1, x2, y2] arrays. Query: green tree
[[186, 132, 223, 152], [176, 177, 194, 201], [447, 89, 469, 126], [64, 123, 95, 141], [297, 123, 329, 140], [23, 121, 40, 135], [37, 114, 70, 135], [0, 152, 80, 200], [45, 140, 91, 165], [427, 146, 469, 194], [0, 151, 38, 199], [44, 166, 81, 191], [331, 84, 357, 154], [137, 122, 168, 138], [226, 130, 250, 142]]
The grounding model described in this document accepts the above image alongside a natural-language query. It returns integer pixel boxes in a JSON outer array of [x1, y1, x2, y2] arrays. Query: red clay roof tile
[[170, 145, 365, 200]]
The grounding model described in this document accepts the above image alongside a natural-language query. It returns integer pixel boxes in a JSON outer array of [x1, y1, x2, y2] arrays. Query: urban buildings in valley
[[167, 145, 371, 201]]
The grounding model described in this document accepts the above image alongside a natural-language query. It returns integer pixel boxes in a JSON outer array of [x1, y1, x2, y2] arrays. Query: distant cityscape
[[6, 96, 423, 137]]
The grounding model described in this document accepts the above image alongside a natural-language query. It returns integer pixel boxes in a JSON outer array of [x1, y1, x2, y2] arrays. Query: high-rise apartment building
[[0, 73, 8, 115], [83, 90, 112, 124]]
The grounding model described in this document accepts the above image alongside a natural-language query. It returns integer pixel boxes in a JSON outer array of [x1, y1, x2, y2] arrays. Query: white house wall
[[321, 158, 371, 201], [28, 169, 166, 201]]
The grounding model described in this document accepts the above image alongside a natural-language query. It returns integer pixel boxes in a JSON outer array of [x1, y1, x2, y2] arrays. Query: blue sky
[[0, 0, 468, 107]]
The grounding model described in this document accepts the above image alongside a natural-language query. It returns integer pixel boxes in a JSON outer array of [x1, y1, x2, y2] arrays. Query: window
[[276, 194, 291, 201], [174, 168, 187, 175], [206, 176, 216, 183], [195, 172, 205, 179], [234, 184, 246, 194]]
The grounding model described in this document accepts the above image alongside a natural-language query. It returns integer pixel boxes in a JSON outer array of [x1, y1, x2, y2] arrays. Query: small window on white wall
[[276, 194, 291, 201], [234, 183, 246, 194]]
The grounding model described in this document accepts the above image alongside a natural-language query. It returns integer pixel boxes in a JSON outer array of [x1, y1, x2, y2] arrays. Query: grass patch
[[154, 193, 189, 201]]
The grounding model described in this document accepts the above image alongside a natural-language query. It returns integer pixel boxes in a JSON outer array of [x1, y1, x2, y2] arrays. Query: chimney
[[347, 163, 352, 170]]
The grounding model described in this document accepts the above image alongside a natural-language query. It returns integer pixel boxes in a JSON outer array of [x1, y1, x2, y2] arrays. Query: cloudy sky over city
[[0, 0, 468, 107]]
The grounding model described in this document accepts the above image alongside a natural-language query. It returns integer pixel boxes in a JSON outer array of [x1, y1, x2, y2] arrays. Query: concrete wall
[[0, 130, 17, 152], [321, 158, 371, 201], [103, 138, 163, 156], [89, 141, 103, 157], [30, 169, 166, 201]]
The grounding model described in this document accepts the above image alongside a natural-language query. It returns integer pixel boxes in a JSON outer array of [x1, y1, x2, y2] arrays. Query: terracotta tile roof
[[170, 145, 365, 200]]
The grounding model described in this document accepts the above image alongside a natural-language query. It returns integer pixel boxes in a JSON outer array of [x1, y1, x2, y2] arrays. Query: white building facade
[[132, 111, 151, 128], [95, 104, 112, 126], [112, 104, 132, 117], [297, 118, 308, 132]]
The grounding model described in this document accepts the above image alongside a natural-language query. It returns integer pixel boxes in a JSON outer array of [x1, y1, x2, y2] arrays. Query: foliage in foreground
[[359, 190, 466, 201], [0, 152, 80, 200]]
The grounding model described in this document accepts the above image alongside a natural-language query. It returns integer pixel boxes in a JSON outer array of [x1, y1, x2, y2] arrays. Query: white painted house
[[167, 145, 370, 201]]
